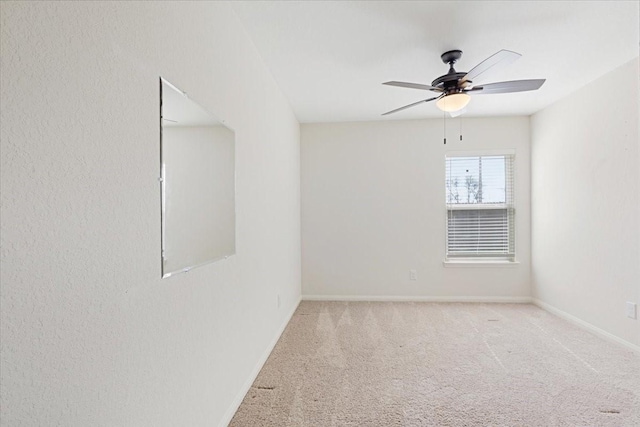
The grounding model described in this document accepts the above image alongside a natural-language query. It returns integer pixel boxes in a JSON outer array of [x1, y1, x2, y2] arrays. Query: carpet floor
[[230, 302, 640, 426]]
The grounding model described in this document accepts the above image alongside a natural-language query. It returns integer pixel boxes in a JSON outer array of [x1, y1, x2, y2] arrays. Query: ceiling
[[232, 1, 639, 123]]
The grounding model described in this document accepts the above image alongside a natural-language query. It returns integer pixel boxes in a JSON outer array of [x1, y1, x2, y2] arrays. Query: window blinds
[[445, 154, 515, 260]]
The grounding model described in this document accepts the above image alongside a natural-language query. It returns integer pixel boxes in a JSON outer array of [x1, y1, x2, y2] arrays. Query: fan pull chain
[[459, 116, 463, 141], [443, 109, 447, 144]]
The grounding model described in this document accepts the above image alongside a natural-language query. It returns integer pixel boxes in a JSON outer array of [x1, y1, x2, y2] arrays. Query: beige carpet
[[230, 302, 640, 426]]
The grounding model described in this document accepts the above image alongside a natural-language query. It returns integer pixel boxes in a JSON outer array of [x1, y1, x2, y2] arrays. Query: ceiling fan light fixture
[[436, 93, 470, 112]]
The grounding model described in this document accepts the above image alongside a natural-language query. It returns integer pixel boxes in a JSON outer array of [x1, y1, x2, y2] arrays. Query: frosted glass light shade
[[436, 93, 471, 112]]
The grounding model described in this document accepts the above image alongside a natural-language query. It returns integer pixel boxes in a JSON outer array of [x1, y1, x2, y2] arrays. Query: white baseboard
[[302, 295, 532, 303], [218, 297, 301, 427], [532, 298, 640, 354]]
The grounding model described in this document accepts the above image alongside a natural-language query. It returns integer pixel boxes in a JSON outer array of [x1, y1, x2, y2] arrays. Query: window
[[445, 152, 515, 262]]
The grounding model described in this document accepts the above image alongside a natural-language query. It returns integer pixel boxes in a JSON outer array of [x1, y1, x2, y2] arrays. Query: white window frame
[[444, 149, 517, 265]]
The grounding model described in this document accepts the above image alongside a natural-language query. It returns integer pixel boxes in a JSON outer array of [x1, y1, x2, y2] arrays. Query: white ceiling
[[232, 1, 639, 123]]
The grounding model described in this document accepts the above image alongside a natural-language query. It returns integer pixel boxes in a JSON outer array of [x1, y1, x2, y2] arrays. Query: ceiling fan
[[382, 49, 545, 116]]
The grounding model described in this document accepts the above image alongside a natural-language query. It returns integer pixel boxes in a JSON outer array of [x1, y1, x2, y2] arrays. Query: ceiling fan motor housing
[[431, 72, 467, 91], [432, 49, 467, 92]]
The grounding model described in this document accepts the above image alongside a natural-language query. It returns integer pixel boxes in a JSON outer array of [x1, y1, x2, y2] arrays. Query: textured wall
[[531, 58, 640, 347], [301, 117, 531, 299], [0, 2, 300, 426]]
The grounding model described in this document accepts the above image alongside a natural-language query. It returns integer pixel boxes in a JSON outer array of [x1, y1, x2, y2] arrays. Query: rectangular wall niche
[[160, 78, 236, 278]]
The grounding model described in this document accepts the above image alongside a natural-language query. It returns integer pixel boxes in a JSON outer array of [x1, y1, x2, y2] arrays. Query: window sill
[[443, 260, 520, 268]]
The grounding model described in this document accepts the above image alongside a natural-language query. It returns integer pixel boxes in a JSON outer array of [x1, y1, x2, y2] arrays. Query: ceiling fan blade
[[383, 81, 443, 92], [382, 96, 440, 116], [449, 107, 467, 118], [467, 79, 546, 94], [461, 50, 521, 84]]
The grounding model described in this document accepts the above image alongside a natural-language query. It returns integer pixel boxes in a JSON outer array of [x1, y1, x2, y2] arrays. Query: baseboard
[[218, 297, 301, 427], [532, 298, 640, 354], [302, 295, 532, 303]]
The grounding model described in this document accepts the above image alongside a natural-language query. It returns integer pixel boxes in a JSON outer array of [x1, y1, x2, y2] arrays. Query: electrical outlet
[[277, 294, 281, 309], [626, 302, 637, 319], [409, 269, 417, 281]]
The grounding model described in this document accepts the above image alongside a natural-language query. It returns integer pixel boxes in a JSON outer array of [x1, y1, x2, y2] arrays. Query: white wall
[[301, 117, 531, 299], [531, 58, 640, 348], [0, 2, 300, 426]]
